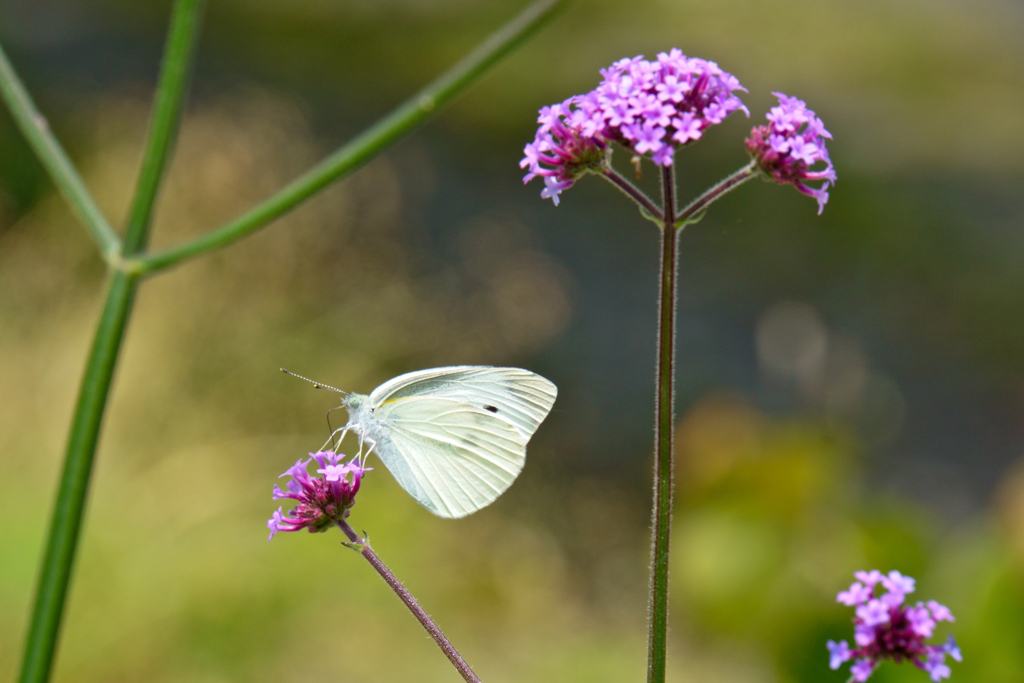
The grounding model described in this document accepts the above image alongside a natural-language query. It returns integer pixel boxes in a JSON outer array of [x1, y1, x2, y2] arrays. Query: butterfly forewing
[[373, 397, 527, 518], [368, 366, 557, 439]]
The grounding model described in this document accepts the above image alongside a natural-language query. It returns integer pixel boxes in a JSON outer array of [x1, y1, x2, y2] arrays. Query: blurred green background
[[2, 0, 1024, 681]]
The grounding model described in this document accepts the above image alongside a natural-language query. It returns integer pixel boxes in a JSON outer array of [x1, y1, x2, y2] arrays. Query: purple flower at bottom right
[[828, 570, 961, 682]]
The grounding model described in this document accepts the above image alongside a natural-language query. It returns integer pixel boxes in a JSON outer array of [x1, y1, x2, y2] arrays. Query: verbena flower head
[[520, 97, 611, 206], [828, 570, 961, 682], [521, 49, 748, 205], [746, 92, 836, 214], [267, 451, 370, 540]]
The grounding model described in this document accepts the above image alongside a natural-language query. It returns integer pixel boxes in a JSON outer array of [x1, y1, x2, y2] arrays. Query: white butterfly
[[330, 366, 557, 519]]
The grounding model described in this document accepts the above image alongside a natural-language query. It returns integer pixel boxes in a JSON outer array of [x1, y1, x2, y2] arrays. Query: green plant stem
[[128, 0, 571, 276], [0, 42, 121, 263], [14, 0, 567, 679], [16, 272, 138, 683], [17, 3, 205, 682], [336, 520, 481, 683], [647, 164, 677, 683], [124, 0, 205, 255]]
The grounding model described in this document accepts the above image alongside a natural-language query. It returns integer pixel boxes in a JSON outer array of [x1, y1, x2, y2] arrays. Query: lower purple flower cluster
[[267, 451, 370, 540], [828, 570, 961, 682]]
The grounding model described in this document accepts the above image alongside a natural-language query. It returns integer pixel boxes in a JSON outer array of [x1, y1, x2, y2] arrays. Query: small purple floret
[[267, 451, 370, 541], [827, 569, 960, 681], [521, 49, 748, 205], [851, 658, 875, 682], [827, 640, 852, 670], [907, 603, 937, 638], [942, 634, 962, 662], [856, 599, 891, 627], [746, 92, 836, 214], [317, 463, 349, 482], [922, 651, 951, 682], [882, 570, 916, 597], [929, 601, 955, 622], [855, 570, 883, 587], [838, 581, 873, 606]]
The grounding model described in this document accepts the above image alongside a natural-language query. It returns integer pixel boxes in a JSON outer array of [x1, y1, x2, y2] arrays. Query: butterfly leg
[[361, 436, 378, 466], [321, 425, 350, 453]]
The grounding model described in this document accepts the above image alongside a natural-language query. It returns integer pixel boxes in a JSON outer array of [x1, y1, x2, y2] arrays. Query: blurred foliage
[[2, 0, 1024, 681]]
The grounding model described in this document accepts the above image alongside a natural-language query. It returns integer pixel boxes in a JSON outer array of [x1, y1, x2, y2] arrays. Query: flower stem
[[124, 0, 205, 255], [15, 3, 205, 682], [16, 272, 137, 683], [0, 42, 121, 263], [676, 161, 757, 225], [128, 0, 572, 276], [336, 520, 482, 683], [647, 164, 677, 683], [600, 166, 664, 223]]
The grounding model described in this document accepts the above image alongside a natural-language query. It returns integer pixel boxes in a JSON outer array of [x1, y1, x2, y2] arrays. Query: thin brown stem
[[335, 520, 481, 683], [600, 166, 664, 223], [676, 161, 757, 225], [647, 164, 677, 683], [661, 164, 677, 225]]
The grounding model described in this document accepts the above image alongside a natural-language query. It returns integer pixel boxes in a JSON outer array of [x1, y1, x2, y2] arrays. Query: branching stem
[[16, 3, 205, 682], [677, 161, 758, 225], [600, 166, 665, 222], [5, 2, 570, 682], [0, 44, 121, 262], [129, 0, 571, 276]]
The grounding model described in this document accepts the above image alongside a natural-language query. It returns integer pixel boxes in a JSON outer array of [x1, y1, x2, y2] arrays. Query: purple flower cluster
[[746, 92, 836, 214], [828, 570, 961, 682], [267, 451, 370, 540], [521, 50, 749, 205]]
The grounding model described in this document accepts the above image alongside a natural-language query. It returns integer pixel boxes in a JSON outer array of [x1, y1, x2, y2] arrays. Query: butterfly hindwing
[[372, 396, 527, 518]]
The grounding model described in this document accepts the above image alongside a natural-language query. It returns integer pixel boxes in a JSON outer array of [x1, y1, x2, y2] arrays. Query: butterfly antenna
[[280, 368, 346, 394]]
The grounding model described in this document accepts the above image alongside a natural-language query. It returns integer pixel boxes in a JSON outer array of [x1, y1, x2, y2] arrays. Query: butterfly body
[[340, 366, 556, 519]]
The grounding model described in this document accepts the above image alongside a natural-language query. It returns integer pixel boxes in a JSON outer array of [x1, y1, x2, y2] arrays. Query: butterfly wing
[[368, 366, 557, 440], [371, 396, 528, 518]]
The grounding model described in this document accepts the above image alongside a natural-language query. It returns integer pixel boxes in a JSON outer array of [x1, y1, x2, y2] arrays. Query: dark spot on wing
[[484, 405, 499, 413]]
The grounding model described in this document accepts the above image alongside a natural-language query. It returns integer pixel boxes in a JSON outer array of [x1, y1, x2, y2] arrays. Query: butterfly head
[[341, 393, 376, 427]]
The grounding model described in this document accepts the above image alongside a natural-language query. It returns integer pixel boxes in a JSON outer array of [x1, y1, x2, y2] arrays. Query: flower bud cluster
[[745, 92, 836, 214], [267, 451, 370, 540], [521, 49, 748, 205], [828, 570, 961, 682]]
